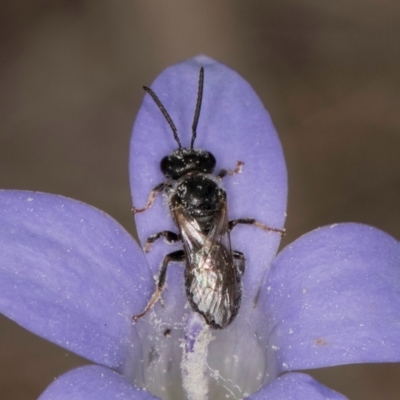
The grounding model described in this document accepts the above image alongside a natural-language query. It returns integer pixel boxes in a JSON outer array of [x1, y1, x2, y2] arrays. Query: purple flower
[[1, 56, 400, 400]]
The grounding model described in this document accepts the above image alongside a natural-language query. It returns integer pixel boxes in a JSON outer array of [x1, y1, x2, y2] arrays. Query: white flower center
[[129, 300, 273, 400]]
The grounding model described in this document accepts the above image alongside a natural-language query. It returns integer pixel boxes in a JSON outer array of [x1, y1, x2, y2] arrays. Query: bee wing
[[173, 202, 240, 328], [173, 201, 233, 267], [173, 206, 207, 255]]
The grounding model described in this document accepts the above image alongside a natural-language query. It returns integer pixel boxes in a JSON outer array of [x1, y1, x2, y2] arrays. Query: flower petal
[[248, 372, 348, 400], [263, 223, 400, 375], [130, 55, 287, 310], [38, 365, 160, 400], [0, 190, 152, 372]]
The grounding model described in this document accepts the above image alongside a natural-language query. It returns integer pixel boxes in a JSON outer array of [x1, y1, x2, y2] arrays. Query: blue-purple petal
[[248, 372, 348, 400], [0, 190, 152, 372], [38, 365, 160, 400], [263, 223, 400, 374], [130, 55, 287, 306]]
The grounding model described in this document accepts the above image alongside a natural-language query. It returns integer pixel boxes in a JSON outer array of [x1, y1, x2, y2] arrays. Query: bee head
[[144, 67, 208, 180], [161, 148, 216, 180]]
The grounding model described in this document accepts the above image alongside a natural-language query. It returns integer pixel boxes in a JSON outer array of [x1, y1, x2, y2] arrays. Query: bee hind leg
[[144, 230, 181, 253], [229, 218, 285, 236], [133, 250, 185, 323], [233, 250, 246, 275]]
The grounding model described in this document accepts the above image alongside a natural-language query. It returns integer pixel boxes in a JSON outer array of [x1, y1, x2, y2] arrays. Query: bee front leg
[[132, 182, 172, 214], [133, 250, 185, 323], [229, 218, 285, 236], [144, 230, 181, 253], [216, 161, 244, 179]]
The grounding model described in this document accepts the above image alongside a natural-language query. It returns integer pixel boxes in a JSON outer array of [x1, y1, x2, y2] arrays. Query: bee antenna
[[190, 67, 204, 149], [143, 85, 182, 149]]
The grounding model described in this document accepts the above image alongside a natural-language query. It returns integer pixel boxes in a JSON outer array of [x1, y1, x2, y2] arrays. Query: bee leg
[[229, 218, 285, 236], [133, 250, 185, 322], [144, 231, 181, 253], [216, 161, 244, 179], [132, 182, 171, 214], [233, 250, 246, 276]]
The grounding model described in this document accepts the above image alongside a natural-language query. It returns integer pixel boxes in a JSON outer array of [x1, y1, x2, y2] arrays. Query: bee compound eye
[[204, 151, 216, 172], [160, 155, 169, 174], [160, 154, 181, 179]]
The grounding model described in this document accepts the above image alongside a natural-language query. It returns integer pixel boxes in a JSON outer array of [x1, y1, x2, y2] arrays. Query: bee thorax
[[176, 175, 223, 215]]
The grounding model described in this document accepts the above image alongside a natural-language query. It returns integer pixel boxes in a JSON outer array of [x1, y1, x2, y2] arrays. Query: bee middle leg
[[144, 230, 181, 253], [133, 250, 185, 322], [229, 218, 285, 235]]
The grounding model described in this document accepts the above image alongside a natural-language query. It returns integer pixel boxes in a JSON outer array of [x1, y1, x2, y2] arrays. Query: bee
[[133, 67, 284, 329]]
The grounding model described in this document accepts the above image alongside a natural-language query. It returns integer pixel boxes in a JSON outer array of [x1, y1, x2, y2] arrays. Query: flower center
[[130, 301, 272, 400]]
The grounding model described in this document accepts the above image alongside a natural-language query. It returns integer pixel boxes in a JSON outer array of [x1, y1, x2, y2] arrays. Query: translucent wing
[[173, 201, 241, 328]]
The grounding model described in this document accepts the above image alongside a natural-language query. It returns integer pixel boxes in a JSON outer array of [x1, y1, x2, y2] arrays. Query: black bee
[[133, 67, 284, 329]]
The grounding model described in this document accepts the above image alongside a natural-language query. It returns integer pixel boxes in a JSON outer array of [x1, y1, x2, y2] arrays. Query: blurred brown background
[[0, 1, 399, 399]]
